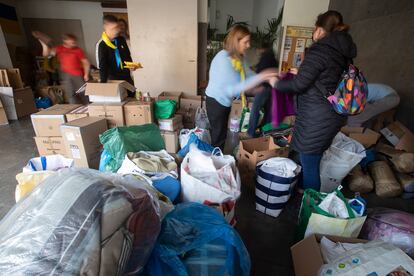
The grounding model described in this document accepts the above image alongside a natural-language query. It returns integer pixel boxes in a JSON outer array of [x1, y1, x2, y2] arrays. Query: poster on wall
[[279, 25, 314, 72]]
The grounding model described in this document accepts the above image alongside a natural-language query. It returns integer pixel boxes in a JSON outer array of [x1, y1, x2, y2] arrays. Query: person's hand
[[84, 75, 90, 82], [32, 31, 41, 39], [259, 71, 278, 83], [289, 68, 298, 75]]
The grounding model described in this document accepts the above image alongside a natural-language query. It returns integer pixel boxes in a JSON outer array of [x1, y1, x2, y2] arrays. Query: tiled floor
[[0, 118, 413, 275]]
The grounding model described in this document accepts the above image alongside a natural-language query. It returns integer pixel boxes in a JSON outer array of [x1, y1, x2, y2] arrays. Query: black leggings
[[206, 96, 231, 150]]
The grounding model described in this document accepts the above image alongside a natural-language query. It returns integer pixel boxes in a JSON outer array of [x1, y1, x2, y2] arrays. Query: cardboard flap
[[119, 81, 136, 92], [291, 234, 324, 276], [33, 104, 82, 116], [85, 81, 134, 96], [241, 137, 279, 155]]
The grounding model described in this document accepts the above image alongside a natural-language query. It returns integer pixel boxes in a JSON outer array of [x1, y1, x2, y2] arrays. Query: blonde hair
[[224, 25, 250, 59]]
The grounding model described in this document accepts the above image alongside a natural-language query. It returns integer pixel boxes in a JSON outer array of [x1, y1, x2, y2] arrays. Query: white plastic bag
[[16, 155, 74, 202], [318, 192, 350, 219], [318, 240, 414, 276], [181, 145, 241, 203], [23, 155, 74, 172], [195, 107, 210, 129], [179, 127, 211, 149], [320, 132, 366, 192]]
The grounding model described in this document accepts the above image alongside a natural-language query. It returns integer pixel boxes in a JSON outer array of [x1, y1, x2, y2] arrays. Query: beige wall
[[282, 0, 329, 27], [127, 0, 198, 96]]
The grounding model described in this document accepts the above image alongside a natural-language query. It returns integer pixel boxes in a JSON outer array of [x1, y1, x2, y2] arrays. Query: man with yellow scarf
[[96, 15, 135, 96]]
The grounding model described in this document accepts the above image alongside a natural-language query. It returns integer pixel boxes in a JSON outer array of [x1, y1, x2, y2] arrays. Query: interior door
[[127, 0, 198, 95]]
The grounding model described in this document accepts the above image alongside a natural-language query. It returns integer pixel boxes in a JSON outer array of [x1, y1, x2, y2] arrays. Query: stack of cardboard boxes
[[0, 68, 36, 123], [86, 81, 134, 128], [156, 91, 184, 154], [31, 104, 81, 157], [31, 104, 108, 169]]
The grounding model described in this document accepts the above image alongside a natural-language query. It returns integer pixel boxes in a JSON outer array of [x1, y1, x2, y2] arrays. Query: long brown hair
[[224, 25, 250, 59], [315, 10, 349, 33]]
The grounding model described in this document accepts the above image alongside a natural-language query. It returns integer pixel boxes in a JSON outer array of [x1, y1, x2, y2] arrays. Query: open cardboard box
[[341, 126, 380, 148], [291, 234, 367, 276], [158, 91, 183, 109], [380, 121, 414, 153], [85, 81, 135, 103], [238, 136, 289, 171]]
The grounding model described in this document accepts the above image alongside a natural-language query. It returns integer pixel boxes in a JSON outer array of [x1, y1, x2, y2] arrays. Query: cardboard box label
[[70, 145, 81, 159]]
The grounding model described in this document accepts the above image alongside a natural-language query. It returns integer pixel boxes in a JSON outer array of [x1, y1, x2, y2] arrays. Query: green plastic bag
[[99, 124, 165, 172], [154, 99, 177, 119], [297, 188, 355, 239]]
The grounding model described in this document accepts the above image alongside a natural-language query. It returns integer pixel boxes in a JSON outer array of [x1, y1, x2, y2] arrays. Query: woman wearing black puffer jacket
[[271, 10, 357, 191]]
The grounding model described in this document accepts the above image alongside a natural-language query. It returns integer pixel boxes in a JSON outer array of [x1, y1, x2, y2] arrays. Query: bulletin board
[[278, 25, 314, 72]]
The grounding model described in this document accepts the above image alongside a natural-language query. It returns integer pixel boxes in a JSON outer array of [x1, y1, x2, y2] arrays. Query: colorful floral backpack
[[316, 64, 368, 115]]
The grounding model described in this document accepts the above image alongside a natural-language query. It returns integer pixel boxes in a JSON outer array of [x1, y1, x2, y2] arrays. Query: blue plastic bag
[[35, 97, 52, 109], [98, 149, 112, 172], [178, 133, 214, 158], [152, 176, 181, 203], [143, 202, 251, 276]]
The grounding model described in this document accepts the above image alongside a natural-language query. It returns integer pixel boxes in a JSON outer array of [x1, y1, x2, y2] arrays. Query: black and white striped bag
[[255, 157, 301, 218]]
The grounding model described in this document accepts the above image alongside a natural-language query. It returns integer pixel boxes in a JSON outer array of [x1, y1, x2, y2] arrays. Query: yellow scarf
[[231, 58, 247, 108], [102, 32, 123, 69]]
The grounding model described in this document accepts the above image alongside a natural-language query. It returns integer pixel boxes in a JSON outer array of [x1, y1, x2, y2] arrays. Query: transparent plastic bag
[[0, 168, 162, 275]]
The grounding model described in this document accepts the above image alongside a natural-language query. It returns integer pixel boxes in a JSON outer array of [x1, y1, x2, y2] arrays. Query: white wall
[[282, 0, 329, 27], [198, 0, 208, 23], [127, 0, 198, 96], [0, 26, 13, 68], [15, 0, 103, 64]]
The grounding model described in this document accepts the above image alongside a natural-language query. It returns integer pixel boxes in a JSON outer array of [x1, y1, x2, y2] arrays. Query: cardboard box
[[65, 105, 89, 122], [239, 136, 289, 171], [380, 121, 414, 153], [34, 136, 67, 156], [0, 68, 24, 89], [0, 98, 8, 125], [291, 234, 367, 276], [176, 108, 196, 129], [31, 104, 81, 136], [0, 86, 37, 120], [124, 101, 154, 126], [38, 86, 65, 105], [88, 102, 126, 128], [61, 117, 108, 168], [180, 94, 202, 111], [158, 114, 183, 131], [85, 81, 135, 103], [158, 91, 183, 109], [341, 126, 380, 148], [160, 130, 179, 153]]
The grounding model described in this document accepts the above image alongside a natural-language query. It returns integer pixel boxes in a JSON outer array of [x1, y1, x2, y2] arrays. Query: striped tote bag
[[255, 157, 301, 218]]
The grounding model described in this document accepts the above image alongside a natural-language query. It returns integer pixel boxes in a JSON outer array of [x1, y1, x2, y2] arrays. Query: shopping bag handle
[[41, 156, 47, 170], [212, 147, 224, 157]]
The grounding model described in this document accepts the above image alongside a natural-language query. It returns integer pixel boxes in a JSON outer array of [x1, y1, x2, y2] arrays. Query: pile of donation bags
[[0, 122, 250, 275]]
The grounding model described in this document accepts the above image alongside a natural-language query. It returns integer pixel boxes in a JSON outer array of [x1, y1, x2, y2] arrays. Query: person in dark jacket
[[270, 10, 357, 191], [97, 15, 135, 95], [247, 44, 279, 137]]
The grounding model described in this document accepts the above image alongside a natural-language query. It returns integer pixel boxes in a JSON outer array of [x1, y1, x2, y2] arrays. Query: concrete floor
[[0, 118, 413, 275]]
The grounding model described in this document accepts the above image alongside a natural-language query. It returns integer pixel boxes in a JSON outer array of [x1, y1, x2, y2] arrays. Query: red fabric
[[55, 45, 85, 76]]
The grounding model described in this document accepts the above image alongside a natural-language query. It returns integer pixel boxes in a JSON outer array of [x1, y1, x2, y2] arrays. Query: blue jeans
[[299, 153, 323, 191]]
